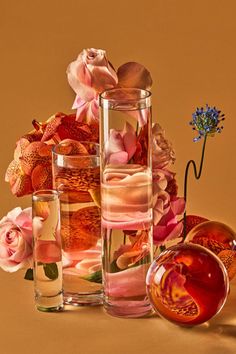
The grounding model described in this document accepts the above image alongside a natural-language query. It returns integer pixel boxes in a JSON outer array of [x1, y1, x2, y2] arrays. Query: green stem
[[108, 229, 112, 263], [123, 233, 126, 245], [183, 134, 207, 239]]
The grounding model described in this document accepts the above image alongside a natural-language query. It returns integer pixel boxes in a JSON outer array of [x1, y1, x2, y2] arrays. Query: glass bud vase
[[99, 88, 153, 318]]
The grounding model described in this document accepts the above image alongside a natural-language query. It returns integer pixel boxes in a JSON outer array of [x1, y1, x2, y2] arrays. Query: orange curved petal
[[41, 113, 64, 142]]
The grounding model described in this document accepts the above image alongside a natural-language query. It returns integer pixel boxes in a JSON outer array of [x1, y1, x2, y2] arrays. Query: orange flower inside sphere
[[185, 221, 236, 280], [146, 243, 229, 326]]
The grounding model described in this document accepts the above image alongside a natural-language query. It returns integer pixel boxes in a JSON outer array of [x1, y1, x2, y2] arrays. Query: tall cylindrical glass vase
[[99, 88, 153, 318]]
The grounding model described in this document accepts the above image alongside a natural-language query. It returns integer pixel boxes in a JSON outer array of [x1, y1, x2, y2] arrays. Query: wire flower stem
[[183, 134, 208, 239]]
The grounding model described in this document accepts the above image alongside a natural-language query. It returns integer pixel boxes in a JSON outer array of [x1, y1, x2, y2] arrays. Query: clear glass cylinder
[[99, 88, 153, 318], [32, 189, 63, 312], [52, 140, 102, 306]]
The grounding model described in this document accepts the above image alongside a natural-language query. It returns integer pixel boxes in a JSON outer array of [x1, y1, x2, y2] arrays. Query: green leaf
[[109, 259, 122, 273], [43, 263, 58, 280], [83, 270, 102, 283], [24, 268, 34, 281]]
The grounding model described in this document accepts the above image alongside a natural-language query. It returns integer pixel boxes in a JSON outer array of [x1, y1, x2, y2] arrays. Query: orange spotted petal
[[57, 118, 92, 141], [5, 160, 19, 183], [218, 250, 236, 281], [10, 170, 33, 197], [21, 142, 51, 175], [38, 143, 53, 157], [31, 164, 52, 191]]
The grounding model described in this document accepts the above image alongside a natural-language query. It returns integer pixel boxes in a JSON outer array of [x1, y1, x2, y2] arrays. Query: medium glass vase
[[99, 88, 153, 318], [52, 140, 102, 306]]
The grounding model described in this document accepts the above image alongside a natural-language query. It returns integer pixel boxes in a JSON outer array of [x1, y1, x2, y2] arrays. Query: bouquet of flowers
[[0, 48, 184, 276]]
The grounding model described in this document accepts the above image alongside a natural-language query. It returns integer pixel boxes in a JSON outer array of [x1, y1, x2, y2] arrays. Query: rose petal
[[105, 264, 149, 297], [35, 241, 61, 263], [117, 62, 152, 90], [67, 60, 96, 101], [122, 122, 137, 159], [109, 151, 129, 164], [153, 221, 183, 245]]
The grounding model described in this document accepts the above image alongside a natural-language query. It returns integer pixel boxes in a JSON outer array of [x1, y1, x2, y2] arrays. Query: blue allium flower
[[190, 104, 225, 142]]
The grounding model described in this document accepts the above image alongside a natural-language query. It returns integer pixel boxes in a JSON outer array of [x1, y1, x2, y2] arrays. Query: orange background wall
[[1, 0, 235, 230]]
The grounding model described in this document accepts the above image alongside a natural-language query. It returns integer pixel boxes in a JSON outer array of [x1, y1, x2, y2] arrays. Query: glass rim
[[52, 140, 100, 158], [32, 189, 59, 201], [99, 87, 152, 103]]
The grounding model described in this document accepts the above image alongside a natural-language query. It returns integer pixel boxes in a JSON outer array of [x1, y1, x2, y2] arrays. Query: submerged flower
[[104, 264, 149, 297], [101, 165, 153, 230], [62, 242, 102, 276], [190, 104, 225, 142], [114, 231, 150, 270], [105, 122, 137, 164]]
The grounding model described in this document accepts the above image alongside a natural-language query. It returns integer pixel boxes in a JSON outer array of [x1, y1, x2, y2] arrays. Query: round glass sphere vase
[[146, 243, 229, 326]]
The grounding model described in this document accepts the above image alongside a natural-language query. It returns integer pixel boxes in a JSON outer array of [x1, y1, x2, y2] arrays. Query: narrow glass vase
[[32, 190, 64, 312], [99, 88, 153, 318]]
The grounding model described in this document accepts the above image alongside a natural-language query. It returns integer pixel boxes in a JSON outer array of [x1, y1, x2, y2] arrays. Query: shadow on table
[[192, 283, 236, 339]]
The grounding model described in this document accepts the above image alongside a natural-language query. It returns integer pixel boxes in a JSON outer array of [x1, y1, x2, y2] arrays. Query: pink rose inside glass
[[146, 243, 229, 326]]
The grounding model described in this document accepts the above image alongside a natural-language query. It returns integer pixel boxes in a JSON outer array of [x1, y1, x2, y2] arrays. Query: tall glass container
[[99, 88, 153, 317], [52, 140, 102, 306]]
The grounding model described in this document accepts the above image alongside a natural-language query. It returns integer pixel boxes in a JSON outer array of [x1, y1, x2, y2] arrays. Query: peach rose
[[152, 123, 176, 169], [67, 48, 118, 122], [67, 48, 118, 101], [0, 207, 33, 272]]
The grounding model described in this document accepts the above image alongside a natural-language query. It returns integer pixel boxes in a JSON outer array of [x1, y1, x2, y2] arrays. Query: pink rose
[[67, 48, 118, 122], [153, 171, 185, 245], [0, 207, 33, 272], [153, 197, 185, 245], [105, 122, 137, 164]]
